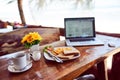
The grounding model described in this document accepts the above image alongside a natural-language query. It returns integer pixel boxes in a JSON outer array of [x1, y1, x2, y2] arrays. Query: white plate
[[8, 60, 32, 73], [44, 47, 80, 62]]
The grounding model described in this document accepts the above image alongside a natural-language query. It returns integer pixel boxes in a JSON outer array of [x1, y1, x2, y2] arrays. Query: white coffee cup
[[10, 53, 27, 70]]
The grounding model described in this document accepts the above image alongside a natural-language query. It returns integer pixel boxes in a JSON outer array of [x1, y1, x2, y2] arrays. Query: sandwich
[[54, 47, 80, 59]]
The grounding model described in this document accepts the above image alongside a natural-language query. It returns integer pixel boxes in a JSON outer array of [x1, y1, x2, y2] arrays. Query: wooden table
[[0, 34, 120, 80]]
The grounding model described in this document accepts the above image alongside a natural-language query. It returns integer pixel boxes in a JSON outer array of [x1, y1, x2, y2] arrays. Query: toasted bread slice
[[63, 48, 80, 55], [57, 53, 74, 59]]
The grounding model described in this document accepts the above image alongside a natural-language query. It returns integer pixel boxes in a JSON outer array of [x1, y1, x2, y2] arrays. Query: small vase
[[30, 44, 39, 52], [30, 44, 41, 61]]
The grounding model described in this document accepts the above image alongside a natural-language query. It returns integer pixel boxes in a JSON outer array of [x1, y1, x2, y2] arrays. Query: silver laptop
[[64, 17, 104, 46]]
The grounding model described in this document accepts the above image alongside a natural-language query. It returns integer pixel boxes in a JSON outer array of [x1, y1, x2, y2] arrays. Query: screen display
[[65, 17, 95, 39]]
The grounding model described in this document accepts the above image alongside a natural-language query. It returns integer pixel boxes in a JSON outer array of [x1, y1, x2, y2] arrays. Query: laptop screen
[[64, 17, 95, 40]]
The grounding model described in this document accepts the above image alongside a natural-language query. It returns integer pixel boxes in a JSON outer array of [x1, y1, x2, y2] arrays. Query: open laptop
[[64, 17, 104, 46]]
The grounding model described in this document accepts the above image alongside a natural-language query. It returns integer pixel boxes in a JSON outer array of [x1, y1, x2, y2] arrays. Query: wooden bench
[[0, 27, 60, 56]]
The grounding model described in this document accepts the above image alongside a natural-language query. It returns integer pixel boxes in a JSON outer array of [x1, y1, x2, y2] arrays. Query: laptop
[[64, 17, 104, 46]]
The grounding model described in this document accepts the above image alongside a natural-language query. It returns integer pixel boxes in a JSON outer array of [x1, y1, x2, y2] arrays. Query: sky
[[0, 0, 120, 33]]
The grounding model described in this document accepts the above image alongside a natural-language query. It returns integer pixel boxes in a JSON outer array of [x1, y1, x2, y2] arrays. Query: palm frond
[[6, 0, 17, 4]]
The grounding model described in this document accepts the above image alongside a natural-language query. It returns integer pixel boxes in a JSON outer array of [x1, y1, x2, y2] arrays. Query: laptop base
[[66, 38, 104, 46]]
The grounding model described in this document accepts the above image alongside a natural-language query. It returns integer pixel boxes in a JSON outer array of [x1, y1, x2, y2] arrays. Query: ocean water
[[0, 0, 120, 33]]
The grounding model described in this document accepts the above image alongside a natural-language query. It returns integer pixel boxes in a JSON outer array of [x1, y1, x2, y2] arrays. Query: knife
[[45, 50, 63, 63]]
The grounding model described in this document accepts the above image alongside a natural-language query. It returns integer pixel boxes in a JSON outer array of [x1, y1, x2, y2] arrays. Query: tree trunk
[[18, 0, 26, 26]]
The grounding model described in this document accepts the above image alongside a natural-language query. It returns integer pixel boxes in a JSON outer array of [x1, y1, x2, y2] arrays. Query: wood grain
[[0, 34, 120, 80]]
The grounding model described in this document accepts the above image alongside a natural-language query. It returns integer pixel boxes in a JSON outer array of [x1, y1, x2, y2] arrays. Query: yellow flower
[[21, 32, 42, 48], [31, 32, 42, 41], [26, 35, 34, 43]]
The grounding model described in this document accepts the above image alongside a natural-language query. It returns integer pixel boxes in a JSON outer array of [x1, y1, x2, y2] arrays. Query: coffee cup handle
[[26, 53, 32, 61], [29, 53, 35, 60], [29, 51, 41, 61]]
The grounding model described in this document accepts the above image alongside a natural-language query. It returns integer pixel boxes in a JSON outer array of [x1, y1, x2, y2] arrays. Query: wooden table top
[[0, 34, 120, 80]]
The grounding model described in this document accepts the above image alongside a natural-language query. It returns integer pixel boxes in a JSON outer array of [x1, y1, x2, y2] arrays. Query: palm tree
[[7, 0, 26, 26], [7, 0, 49, 26], [17, 0, 26, 25], [6, 0, 92, 27]]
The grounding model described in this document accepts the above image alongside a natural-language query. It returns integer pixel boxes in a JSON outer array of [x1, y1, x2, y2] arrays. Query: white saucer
[[8, 60, 32, 73]]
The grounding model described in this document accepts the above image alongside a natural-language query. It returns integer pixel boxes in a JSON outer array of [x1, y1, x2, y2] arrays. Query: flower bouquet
[[21, 32, 42, 48]]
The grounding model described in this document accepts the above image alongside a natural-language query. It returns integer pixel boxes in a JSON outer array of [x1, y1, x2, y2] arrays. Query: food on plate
[[57, 53, 74, 59], [43, 46, 80, 59], [63, 49, 80, 55], [43, 45, 57, 55], [53, 47, 63, 55]]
